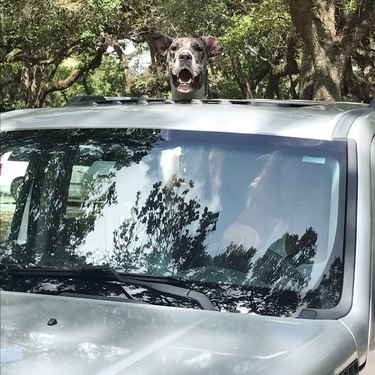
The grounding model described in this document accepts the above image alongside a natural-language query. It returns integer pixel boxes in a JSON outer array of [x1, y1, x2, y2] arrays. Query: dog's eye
[[170, 45, 178, 52], [194, 45, 204, 53]]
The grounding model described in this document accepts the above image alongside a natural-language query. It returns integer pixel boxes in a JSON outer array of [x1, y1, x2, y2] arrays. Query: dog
[[140, 31, 222, 100]]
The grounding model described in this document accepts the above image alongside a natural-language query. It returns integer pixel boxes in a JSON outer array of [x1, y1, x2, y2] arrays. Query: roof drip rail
[[228, 100, 252, 105], [173, 99, 228, 104], [65, 95, 107, 106], [65, 95, 169, 106], [173, 99, 194, 104], [64, 95, 374, 109]]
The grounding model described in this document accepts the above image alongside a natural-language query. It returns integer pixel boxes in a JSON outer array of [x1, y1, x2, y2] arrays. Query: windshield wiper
[[9, 266, 216, 311]]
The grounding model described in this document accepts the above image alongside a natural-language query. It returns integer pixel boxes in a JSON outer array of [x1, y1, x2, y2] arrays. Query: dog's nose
[[178, 52, 192, 62]]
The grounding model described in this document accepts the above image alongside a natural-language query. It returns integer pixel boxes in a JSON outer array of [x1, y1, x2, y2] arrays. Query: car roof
[[1, 97, 374, 141]]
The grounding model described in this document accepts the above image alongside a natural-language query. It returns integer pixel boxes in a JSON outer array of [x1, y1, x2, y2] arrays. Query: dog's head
[[141, 31, 222, 98]]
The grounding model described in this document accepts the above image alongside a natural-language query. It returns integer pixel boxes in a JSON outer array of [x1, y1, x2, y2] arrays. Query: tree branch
[[44, 40, 108, 95], [345, 61, 373, 102], [111, 40, 134, 94], [343, 0, 375, 50]]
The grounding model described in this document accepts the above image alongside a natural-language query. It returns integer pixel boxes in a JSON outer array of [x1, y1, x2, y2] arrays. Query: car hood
[[0, 291, 356, 375]]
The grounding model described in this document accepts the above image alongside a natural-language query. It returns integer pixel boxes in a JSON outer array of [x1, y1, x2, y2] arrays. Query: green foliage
[[131, 66, 170, 98], [208, 69, 243, 99], [0, 0, 123, 109], [46, 54, 129, 106]]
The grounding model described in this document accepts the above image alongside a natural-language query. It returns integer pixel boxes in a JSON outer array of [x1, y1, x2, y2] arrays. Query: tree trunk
[[288, 0, 375, 101], [288, 0, 346, 100], [112, 41, 134, 95], [21, 63, 46, 108], [231, 55, 253, 99], [304, 44, 347, 101], [351, 38, 375, 101], [266, 38, 300, 99]]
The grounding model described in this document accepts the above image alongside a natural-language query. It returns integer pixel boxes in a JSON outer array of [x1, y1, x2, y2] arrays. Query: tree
[[1, 0, 374, 108], [222, 0, 300, 99], [288, 0, 375, 101], [47, 53, 131, 106], [0, 0, 124, 109]]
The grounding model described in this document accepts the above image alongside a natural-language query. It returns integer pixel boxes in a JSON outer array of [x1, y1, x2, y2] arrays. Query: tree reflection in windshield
[[112, 175, 219, 275]]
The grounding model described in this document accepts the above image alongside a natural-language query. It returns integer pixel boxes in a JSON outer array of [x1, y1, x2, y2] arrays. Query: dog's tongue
[[177, 83, 193, 93]]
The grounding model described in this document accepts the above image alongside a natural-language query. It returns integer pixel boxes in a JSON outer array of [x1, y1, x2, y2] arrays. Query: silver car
[[0, 97, 374, 375]]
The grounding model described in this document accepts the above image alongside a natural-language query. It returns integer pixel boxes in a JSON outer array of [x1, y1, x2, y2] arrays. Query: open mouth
[[172, 69, 201, 94]]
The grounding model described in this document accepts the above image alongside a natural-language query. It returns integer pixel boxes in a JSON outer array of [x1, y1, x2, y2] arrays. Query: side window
[[0, 150, 29, 242], [0, 144, 118, 244], [66, 146, 103, 205], [66, 145, 116, 206]]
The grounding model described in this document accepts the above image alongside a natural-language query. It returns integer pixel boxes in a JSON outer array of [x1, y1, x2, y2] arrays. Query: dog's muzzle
[[171, 51, 203, 94], [172, 69, 203, 94]]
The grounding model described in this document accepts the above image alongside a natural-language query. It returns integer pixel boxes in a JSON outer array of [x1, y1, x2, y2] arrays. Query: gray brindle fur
[[141, 31, 222, 100]]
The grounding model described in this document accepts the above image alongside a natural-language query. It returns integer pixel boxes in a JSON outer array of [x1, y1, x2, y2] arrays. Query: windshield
[[0, 128, 347, 317]]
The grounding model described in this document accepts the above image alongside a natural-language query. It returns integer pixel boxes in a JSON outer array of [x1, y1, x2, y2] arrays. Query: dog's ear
[[139, 30, 173, 56], [201, 36, 222, 58]]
